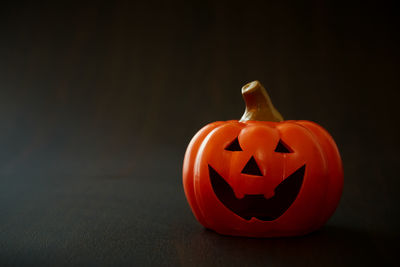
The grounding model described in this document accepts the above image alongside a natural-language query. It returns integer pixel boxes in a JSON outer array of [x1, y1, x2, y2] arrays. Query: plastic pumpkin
[[183, 81, 343, 237]]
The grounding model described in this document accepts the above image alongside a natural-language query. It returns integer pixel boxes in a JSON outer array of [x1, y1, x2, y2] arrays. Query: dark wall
[[0, 1, 399, 265]]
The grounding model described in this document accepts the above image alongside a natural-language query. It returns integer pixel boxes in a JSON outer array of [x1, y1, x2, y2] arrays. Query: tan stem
[[239, 80, 284, 122]]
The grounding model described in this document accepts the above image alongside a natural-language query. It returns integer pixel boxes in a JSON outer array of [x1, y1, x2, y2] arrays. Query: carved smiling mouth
[[209, 165, 305, 221]]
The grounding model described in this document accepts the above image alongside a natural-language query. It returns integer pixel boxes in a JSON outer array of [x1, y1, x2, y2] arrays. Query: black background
[[0, 1, 399, 266]]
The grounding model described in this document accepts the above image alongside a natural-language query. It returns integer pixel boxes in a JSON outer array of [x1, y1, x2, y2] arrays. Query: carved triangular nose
[[241, 156, 263, 176]]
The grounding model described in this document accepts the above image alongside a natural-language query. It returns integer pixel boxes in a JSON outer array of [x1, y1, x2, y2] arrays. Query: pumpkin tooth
[[264, 191, 275, 199], [234, 190, 245, 199]]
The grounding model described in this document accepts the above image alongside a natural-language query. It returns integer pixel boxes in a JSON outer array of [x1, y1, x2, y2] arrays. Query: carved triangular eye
[[241, 156, 263, 176], [225, 137, 243, 151], [274, 139, 292, 153]]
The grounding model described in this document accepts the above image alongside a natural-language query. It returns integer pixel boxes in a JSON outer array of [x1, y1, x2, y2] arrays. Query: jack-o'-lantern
[[183, 81, 343, 237]]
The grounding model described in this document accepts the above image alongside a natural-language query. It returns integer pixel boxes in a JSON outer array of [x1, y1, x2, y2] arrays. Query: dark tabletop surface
[[0, 1, 399, 266]]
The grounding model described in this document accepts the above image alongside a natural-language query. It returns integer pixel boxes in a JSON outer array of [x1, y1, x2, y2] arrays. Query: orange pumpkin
[[183, 81, 343, 237]]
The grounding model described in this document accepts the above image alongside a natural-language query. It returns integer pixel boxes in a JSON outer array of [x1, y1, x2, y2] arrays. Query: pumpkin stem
[[239, 81, 284, 122]]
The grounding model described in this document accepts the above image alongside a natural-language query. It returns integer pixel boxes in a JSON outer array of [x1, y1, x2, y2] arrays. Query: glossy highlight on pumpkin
[[182, 81, 343, 237]]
